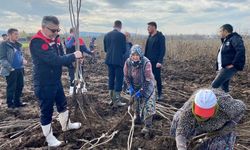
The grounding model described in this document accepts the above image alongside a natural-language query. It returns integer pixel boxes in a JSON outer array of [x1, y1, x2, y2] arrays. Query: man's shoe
[[141, 126, 150, 134], [157, 95, 163, 101], [115, 100, 126, 107], [15, 102, 27, 107], [7, 103, 15, 109], [134, 115, 142, 125]]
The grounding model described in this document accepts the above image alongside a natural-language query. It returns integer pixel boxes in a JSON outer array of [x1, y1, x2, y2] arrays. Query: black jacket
[[103, 29, 126, 67], [30, 31, 76, 86], [216, 32, 245, 71], [144, 31, 166, 64]]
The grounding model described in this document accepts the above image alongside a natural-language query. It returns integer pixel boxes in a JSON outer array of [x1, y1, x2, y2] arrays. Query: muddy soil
[[0, 54, 249, 150]]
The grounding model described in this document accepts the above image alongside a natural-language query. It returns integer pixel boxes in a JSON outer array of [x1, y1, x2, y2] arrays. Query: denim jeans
[[211, 67, 237, 93]]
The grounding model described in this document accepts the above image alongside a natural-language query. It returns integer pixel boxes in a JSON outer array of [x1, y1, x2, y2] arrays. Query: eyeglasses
[[46, 27, 61, 33]]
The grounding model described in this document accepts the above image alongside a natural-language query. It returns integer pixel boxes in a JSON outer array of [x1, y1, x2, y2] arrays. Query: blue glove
[[135, 90, 141, 98], [129, 85, 134, 96]]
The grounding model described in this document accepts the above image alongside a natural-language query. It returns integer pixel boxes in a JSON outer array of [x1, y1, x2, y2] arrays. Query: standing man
[[212, 24, 245, 92], [104, 20, 126, 107], [65, 27, 94, 95], [30, 16, 82, 147], [0, 28, 27, 109], [144, 22, 166, 101], [89, 37, 97, 52]]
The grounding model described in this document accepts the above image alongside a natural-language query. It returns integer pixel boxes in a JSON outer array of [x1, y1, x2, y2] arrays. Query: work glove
[[129, 85, 134, 96], [135, 90, 141, 99]]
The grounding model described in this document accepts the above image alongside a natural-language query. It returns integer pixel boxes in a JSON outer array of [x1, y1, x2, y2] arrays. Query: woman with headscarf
[[124, 44, 156, 134]]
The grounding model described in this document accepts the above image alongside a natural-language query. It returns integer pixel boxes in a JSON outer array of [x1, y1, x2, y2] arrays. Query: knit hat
[[194, 89, 217, 118], [130, 44, 144, 58]]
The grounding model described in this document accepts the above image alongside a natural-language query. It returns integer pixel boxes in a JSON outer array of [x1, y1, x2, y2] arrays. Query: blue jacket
[[104, 29, 126, 67], [30, 31, 76, 86], [216, 32, 245, 71], [65, 36, 93, 55]]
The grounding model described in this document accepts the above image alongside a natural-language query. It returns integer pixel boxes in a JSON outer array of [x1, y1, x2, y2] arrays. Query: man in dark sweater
[[144, 22, 166, 101], [0, 28, 27, 109], [104, 20, 126, 107], [211, 24, 245, 92]]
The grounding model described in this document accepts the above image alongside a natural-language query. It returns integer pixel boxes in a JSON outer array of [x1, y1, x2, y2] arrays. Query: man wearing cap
[[212, 24, 245, 92], [30, 16, 82, 147], [170, 89, 246, 150], [144, 21, 166, 101], [104, 20, 127, 107], [124, 44, 156, 135]]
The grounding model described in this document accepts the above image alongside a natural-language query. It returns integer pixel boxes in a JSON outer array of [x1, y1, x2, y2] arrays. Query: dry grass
[[92, 34, 250, 71]]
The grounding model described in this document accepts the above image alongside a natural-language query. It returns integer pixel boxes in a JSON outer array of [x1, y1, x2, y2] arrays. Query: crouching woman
[[124, 44, 156, 134], [170, 88, 246, 150]]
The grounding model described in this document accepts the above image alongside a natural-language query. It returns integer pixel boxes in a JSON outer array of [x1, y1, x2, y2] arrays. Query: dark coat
[[144, 31, 166, 64], [30, 31, 76, 86], [216, 32, 246, 71], [103, 29, 126, 67]]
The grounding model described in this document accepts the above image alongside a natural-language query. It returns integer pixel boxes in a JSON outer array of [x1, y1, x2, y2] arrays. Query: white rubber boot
[[59, 110, 81, 131], [41, 123, 62, 147], [69, 86, 74, 95]]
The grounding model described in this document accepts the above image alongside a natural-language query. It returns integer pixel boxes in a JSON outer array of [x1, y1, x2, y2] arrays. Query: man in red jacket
[[30, 16, 82, 147]]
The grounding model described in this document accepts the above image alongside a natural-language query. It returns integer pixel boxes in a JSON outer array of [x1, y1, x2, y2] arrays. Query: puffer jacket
[[216, 32, 246, 71]]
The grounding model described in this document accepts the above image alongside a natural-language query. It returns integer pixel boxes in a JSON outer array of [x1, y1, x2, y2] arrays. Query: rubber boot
[[41, 123, 62, 147], [59, 110, 81, 131], [141, 116, 153, 134], [108, 90, 114, 106], [69, 86, 74, 96], [114, 91, 126, 107]]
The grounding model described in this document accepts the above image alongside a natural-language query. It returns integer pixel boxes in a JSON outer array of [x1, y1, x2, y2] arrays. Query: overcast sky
[[0, 0, 249, 35]]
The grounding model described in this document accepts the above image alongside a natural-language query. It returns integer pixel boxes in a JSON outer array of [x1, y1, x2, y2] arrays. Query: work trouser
[[6, 68, 24, 108], [107, 64, 124, 92], [34, 82, 67, 125], [151, 62, 162, 97]]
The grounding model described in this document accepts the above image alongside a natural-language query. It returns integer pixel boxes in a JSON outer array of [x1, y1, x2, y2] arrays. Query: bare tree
[[69, 0, 86, 95]]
